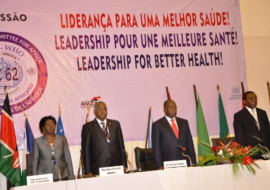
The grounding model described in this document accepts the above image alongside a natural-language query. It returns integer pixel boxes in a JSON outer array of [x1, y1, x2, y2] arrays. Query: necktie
[[171, 119, 179, 139], [101, 121, 109, 139], [251, 109, 260, 130]]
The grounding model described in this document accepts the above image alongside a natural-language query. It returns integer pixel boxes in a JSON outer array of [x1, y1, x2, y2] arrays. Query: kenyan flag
[[0, 89, 22, 186]]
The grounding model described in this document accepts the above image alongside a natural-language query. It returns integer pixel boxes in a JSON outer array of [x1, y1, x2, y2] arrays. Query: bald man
[[81, 101, 127, 176]]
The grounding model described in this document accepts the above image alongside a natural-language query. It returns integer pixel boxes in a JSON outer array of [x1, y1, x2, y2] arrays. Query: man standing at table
[[233, 91, 270, 150], [152, 100, 196, 169], [81, 101, 127, 176]]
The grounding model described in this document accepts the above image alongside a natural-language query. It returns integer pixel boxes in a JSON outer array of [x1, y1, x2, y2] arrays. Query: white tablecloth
[[11, 160, 270, 190]]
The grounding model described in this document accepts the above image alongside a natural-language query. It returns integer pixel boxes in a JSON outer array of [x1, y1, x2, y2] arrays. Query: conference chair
[[134, 147, 156, 171], [211, 137, 236, 147], [26, 154, 33, 176]]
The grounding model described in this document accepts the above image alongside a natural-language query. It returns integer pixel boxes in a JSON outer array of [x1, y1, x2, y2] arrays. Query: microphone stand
[[51, 157, 62, 181], [177, 145, 196, 167], [182, 153, 194, 167], [123, 150, 136, 173], [258, 143, 270, 159], [252, 136, 270, 159]]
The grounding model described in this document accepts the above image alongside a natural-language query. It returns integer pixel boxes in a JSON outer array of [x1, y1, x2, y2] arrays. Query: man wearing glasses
[[81, 101, 127, 177]]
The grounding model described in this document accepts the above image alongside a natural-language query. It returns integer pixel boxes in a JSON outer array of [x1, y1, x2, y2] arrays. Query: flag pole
[[166, 86, 171, 100], [267, 81, 270, 105], [4, 86, 7, 95], [193, 85, 198, 109], [58, 102, 61, 116], [241, 82, 245, 108], [77, 105, 90, 179], [85, 104, 90, 123], [22, 107, 27, 119], [241, 82, 245, 93], [145, 107, 152, 149]]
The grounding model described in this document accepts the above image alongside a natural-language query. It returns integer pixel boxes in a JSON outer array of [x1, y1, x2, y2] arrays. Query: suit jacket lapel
[[94, 118, 105, 134], [94, 118, 109, 140], [54, 135, 60, 150], [176, 118, 183, 138], [243, 108, 258, 127], [42, 135, 51, 148], [163, 117, 177, 139], [256, 109, 263, 127], [107, 119, 112, 139]]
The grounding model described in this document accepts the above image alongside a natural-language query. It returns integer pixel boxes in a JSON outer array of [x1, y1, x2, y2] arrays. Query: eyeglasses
[[96, 107, 107, 111], [45, 123, 56, 127]]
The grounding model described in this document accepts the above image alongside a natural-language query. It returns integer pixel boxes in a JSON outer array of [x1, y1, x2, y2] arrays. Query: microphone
[[177, 145, 184, 151], [252, 135, 263, 143], [122, 150, 134, 173], [51, 156, 62, 181], [252, 136, 270, 159], [177, 145, 195, 167]]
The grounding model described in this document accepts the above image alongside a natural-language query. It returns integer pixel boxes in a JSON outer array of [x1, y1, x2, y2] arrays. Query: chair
[[211, 137, 236, 147], [26, 154, 33, 176], [134, 147, 156, 171]]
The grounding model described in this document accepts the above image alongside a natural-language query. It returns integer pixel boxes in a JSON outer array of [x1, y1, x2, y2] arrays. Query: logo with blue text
[[229, 87, 242, 100]]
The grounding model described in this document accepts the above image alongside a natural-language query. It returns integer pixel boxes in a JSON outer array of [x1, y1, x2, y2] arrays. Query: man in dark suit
[[81, 101, 127, 177], [233, 91, 270, 151], [152, 100, 196, 169]]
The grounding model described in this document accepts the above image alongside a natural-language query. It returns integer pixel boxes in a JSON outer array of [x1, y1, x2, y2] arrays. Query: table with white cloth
[[11, 160, 270, 190]]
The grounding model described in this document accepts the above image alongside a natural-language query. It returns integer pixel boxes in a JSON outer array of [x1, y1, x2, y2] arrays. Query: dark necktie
[[101, 121, 109, 140]]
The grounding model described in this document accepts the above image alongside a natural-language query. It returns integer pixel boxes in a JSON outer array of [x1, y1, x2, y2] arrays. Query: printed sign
[[99, 165, 124, 177], [164, 160, 187, 170]]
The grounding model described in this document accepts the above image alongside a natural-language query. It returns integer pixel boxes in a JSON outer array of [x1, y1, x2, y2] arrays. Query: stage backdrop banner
[[0, 0, 246, 148]]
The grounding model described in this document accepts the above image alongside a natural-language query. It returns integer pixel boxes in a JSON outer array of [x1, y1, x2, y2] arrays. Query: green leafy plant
[[199, 141, 268, 179]]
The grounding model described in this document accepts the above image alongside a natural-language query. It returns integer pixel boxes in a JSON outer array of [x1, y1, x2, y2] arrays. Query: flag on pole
[[196, 92, 212, 164], [241, 82, 245, 108], [56, 115, 65, 136], [166, 86, 172, 100], [147, 118, 153, 148], [144, 107, 152, 149], [218, 90, 230, 138], [56, 102, 65, 136], [0, 88, 22, 186], [21, 116, 34, 185]]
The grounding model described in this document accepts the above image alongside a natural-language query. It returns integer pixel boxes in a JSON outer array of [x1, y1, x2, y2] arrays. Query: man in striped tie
[[234, 91, 270, 157], [81, 101, 127, 177]]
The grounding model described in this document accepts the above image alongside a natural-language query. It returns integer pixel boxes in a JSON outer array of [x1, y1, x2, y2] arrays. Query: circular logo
[[0, 32, 47, 114], [232, 87, 240, 94]]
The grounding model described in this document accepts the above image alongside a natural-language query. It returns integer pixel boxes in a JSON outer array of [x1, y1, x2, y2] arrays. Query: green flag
[[219, 92, 230, 138], [0, 92, 22, 186], [196, 93, 212, 164]]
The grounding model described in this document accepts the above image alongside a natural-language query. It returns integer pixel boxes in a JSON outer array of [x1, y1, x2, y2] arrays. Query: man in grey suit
[[152, 100, 196, 169], [233, 91, 270, 151], [81, 101, 127, 177], [32, 116, 74, 181]]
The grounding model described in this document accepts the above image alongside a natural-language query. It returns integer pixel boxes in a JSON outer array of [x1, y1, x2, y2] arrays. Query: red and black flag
[[0, 89, 22, 186]]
